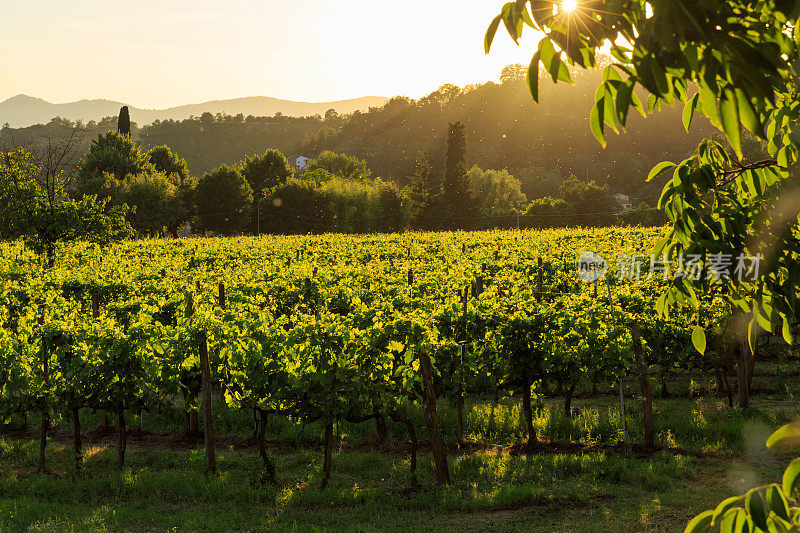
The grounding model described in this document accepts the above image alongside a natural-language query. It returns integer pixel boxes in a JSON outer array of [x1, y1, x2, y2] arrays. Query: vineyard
[[1, 228, 798, 531]]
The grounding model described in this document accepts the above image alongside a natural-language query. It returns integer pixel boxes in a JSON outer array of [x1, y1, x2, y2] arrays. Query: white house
[[296, 156, 310, 171], [613, 193, 633, 211]]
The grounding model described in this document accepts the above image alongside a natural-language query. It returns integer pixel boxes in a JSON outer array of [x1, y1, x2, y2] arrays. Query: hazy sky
[[0, 0, 541, 108]]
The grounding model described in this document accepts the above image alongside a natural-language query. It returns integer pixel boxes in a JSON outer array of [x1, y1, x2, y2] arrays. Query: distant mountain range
[[0, 94, 390, 128]]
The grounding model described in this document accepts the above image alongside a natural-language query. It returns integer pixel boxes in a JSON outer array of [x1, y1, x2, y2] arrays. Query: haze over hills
[[0, 94, 389, 128]]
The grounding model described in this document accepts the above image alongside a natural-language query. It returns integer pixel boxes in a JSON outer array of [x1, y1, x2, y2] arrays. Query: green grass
[[1, 390, 797, 532]]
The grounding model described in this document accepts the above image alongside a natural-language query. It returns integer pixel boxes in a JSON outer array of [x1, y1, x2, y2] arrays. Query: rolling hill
[[0, 94, 389, 128]]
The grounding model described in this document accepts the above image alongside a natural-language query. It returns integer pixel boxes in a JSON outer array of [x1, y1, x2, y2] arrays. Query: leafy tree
[[301, 168, 336, 186], [76, 131, 155, 197], [441, 122, 480, 229], [523, 196, 574, 228], [307, 151, 371, 180], [265, 178, 323, 234], [148, 145, 189, 181], [467, 165, 527, 216], [195, 165, 253, 235], [499, 64, 527, 84], [148, 146, 195, 236], [559, 175, 614, 224], [265, 176, 408, 234], [240, 149, 293, 195], [0, 148, 132, 266], [120, 172, 183, 237], [408, 152, 436, 228], [514, 165, 563, 200], [117, 106, 131, 136], [239, 149, 294, 233], [375, 180, 406, 233], [486, 0, 800, 411]]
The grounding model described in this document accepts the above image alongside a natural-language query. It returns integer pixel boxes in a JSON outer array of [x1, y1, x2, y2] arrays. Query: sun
[[562, 0, 579, 12]]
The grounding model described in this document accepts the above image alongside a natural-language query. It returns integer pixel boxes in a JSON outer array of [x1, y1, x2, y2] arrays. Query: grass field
[[1, 375, 797, 532]]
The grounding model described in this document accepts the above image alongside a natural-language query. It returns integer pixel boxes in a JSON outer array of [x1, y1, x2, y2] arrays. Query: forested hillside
[[2, 63, 714, 203], [309, 66, 715, 198]]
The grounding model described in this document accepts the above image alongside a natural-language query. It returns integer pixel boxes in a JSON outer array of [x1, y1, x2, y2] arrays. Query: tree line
[[1, 63, 715, 210], [0, 104, 664, 259]]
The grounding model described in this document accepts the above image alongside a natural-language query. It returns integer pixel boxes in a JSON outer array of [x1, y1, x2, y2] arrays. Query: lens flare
[[563, 0, 578, 12]]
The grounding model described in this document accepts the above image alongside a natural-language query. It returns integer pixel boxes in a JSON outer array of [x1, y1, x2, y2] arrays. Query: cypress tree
[[442, 122, 479, 229], [117, 106, 131, 136]]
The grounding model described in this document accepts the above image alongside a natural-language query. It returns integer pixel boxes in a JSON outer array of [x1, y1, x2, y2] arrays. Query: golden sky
[[0, 0, 543, 107]]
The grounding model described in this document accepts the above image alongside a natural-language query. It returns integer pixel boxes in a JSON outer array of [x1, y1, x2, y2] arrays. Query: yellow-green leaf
[[735, 88, 763, 136], [683, 93, 699, 131], [590, 99, 606, 147], [684, 510, 714, 533], [720, 87, 742, 158], [648, 161, 677, 182], [782, 457, 800, 497], [745, 489, 768, 531], [767, 485, 790, 521], [767, 423, 800, 450], [526, 52, 541, 102], [699, 83, 721, 129], [484, 14, 503, 54], [712, 495, 743, 524], [692, 326, 706, 355], [782, 316, 793, 345]]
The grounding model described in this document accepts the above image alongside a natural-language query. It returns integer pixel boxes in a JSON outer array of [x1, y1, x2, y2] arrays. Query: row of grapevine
[[0, 228, 742, 485]]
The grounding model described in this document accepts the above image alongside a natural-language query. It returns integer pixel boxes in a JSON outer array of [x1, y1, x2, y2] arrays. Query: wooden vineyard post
[[72, 397, 82, 473], [199, 332, 216, 473], [537, 257, 543, 301], [117, 409, 127, 470], [605, 278, 628, 446], [475, 275, 483, 297], [92, 294, 111, 434], [257, 409, 277, 482], [37, 305, 49, 474], [321, 360, 338, 490], [630, 320, 654, 450], [188, 291, 216, 473], [218, 282, 226, 309], [417, 349, 450, 485], [457, 287, 468, 447], [184, 294, 199, 437]]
